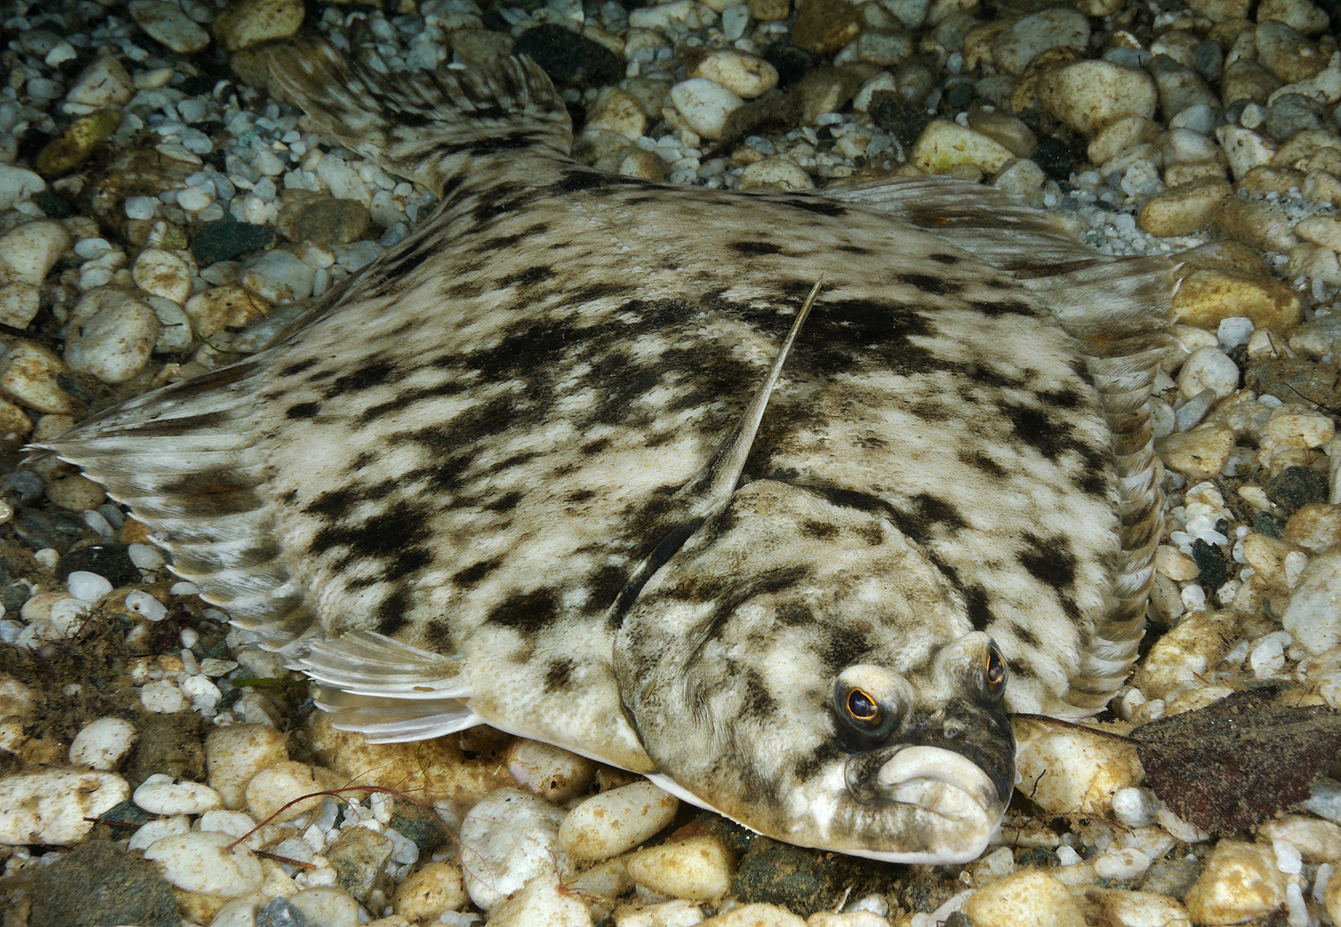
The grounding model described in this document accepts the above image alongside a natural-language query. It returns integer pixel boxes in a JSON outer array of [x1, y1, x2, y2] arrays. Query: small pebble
[[626, 835, 736, 900], [559, 779, 679, 860], [459, 787, 572, 910], [0, 769, 129, 844], [68, 717, 137, 771], [145, 830, 264, 897], [257, 897, 309, 927]]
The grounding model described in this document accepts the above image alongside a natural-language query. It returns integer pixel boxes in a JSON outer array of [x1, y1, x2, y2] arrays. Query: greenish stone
[[1016, 846, 1059, 868], [1253, 511, 1284, 538], [36, 109, 123, 177], [28, 840, 177, 927], [295, 198, 371, 248], [192, 218, 276, 264], [1192, 537, 1230, 587], [1267, 466, 1328, 513], [731, 838, 842, 917], [943, 914, 974, 927], [327, 824, 394, 903], [389, 803, 450, 853]]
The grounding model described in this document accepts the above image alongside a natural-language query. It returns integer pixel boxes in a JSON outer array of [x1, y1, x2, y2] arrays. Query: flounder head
[[614, 479, 1014, 864]]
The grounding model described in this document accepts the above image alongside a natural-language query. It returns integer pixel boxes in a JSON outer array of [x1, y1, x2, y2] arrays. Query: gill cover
[[613, 479, 1015, 863]]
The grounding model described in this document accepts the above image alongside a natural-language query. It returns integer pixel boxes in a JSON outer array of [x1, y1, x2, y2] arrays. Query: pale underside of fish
[[37, 38, 1170, 864]]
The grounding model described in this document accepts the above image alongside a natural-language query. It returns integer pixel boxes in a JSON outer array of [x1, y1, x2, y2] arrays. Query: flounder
[[37, 38, 1170, 864]]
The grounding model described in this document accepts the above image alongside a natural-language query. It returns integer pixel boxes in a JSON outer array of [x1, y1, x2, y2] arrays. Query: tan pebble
[[1241, 532, 1299, 585], [450, 29, 514, 66], [133, 248, 192, 305], [1085, 888, 1190, 927], [586, 88, 649, 141], [392, 861, 468, 922], [1284, 504, 1341, 552], [1266, 405, 1335, 447], [690, 50, 778, 99], [184, 285, 271, 340], [1221, 59, 1283, 106], [306, 712, 516, 809], [0, 398, 32, 446], [912, 119, 1015, 174], [790, 0, 861, 54], [1156, 545, 1201, 581], [1303, 169, 1341, 207], [1165, 160, 1230, 187], [964, 870, 1085, 927], [619, 150, 667, 181], [0, 282, 40, 328], [965, 109, 1036, 158], [738, 157, 813, 191], [699, 903, 806, 927], [1139, 176, 1231, 237], [0, 220, 73, 287], [747, 0, 790, 21], [1171, 268, 1302, 334], [46, 470, 105, 512], [1087, 116, 1161, 165], [508, 740, 596, 803], [1185, 840, 1285, 924], [486, 871, 593, 927], [1234, 165, 1305, 197], [1186, 0, 1250, 20], [1296, 215, 1341, 252], [244, 760, 332, 823], [1274, 129, 1341, 171], [1216, 125, 1278, 179], [1259, 0, 1331, 33], [1038, 60, 1157, 135], [626, 835, 736, 901], [1289, 242, 1341, 286], [1013, 722, 1141, 815], [1259, 814, 1341, 862], [1132, 611, 1233, 699], [560, 780, 678, 860], [213, 0, 305, 51], [1157, 426, 1235, 481], [205, 723, 289, 810], [806, 912, 890, 926], [1214, 196, 1298, 252]]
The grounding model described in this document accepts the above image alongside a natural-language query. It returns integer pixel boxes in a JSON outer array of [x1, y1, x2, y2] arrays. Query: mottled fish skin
[[38, 39, 1170, 864]]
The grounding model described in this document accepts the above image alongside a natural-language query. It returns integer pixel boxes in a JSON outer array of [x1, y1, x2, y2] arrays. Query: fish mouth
[[832, 744, 1007, 864], [877, 745, 1003, 824]]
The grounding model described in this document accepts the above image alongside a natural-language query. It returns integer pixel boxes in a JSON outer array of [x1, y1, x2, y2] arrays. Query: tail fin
[[265, 37, 573, 194]]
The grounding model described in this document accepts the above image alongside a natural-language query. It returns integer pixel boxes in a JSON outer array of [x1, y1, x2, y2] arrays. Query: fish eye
[[983, 646, 1006, 699], [833, 667, 904, 748]]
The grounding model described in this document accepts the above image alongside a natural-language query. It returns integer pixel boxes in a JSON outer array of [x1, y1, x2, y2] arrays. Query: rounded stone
[[626, 834, 736, 900], [0, 220, 72, 287], [964, 870, 1086, 927], [1282, 550, 1341, 654], [1184, 841, 1286, 923], [1038, 60, 1158, 136], [64, 293, 160, 384], [991, 8, 1089, 76], [690, 50, 779, 99], [129, 0, 211, 54], [458, 787, 572, 910], [0, 769, 130, 845], [738, 157, 814, 190], [133, 773, 225, 815], [507, 739, 597, 804], [0, 341, 73, 414], [133, 248, 192, 305], [912, 119, 1016, 174], [669, 78, 745, 139], [559, 780, 679, 860], [69, 717, 138, 771], [1138, 177, 1231, 237], [143, 830, 265, 897], [205, 723, 290, 810], [184, 285, 271, 339], [213, 0, 305, 52], [392, 861, 469, 923]]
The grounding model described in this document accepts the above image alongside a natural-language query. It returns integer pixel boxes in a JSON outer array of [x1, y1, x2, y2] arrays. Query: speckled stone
[[328, 825, 395, 904], [27, 840, 178, 927]]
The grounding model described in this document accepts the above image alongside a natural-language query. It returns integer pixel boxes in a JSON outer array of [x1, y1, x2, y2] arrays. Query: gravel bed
[[4, 0, 1341, 924]]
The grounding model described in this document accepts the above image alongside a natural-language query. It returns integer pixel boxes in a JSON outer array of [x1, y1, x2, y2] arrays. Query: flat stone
[[129, 1, 211, 54], [328, 825, 394, 904], [0, 768, 129, 845], [64, 56, 134, 109], [1138, 176, 1230, 236], [1156, 426, 1235, 481], [213, 0, 305, 52], [37, 110, 123, 177], [26, 840, 178, 927], [1172, 268, 1303, 333], [1256, 20, 1328, 84], [1038, 60, 1157, 135], [791, 0, 861, 54], [912, 119, 1016, 173], [192, 219, 275, 264], [991, 8, 1089, 75]]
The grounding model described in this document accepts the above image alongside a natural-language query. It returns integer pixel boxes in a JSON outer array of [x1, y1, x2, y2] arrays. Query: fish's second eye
[[984, 646, 1006, 699]]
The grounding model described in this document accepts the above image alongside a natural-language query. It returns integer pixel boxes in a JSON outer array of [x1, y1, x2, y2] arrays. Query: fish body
[[40, 40, 1169, 863]]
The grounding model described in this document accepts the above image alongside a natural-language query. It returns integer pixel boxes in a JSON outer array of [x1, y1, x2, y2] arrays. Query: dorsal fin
[[264, 36, 573, 195], [675, 279, 823, 519]]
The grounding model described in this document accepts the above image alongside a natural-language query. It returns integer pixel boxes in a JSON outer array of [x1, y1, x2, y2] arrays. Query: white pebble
[[125, 589, 168, 621], [143, 830, 264, 897], [181, 673, 222, 714], [127, 814, 191, 851], [1094, 847, 1153, 880], [1111, 787, 1158, 827], [66, 570, 112, 603], [0, 769, 129, 845], [134, 772, 225, 815], [125, 195, 159, 220], [1218, 316, 1255, 349], [176, 186, 213, 212], [128, 543, 165, 570], [1251, 635, 1287, 679], [291, 887, 362, 927], [198, 809, 260, 841], [65, 294, 160, 384], [68, 717, 137, 770], [459, 788, 572, 910], [133, 249, 192, 304], [141, 679, 187, 713], [0, 220, 73, 287], [1177, 346, 1239, 401], [1274, 837, 1303, 875], [669, 78, 744, 139]]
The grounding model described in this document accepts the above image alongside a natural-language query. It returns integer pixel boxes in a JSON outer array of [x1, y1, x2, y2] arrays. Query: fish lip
[[875, 744, 1005, 825]]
